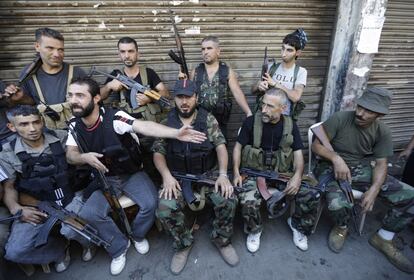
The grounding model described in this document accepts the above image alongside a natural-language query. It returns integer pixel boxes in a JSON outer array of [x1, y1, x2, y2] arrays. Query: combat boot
[[170, 245, 192, 275], [369, 232, 414, 274], [328, 225, 348, 253], [216, 244, 239, 266]]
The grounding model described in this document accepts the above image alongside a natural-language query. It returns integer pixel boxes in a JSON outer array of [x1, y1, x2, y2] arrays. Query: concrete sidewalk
[[4, 204, 413, 280]]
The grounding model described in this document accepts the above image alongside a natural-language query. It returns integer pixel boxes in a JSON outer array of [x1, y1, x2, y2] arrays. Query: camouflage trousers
[[156, 186, 237, 251], [237, 177, 321, 235], [314, 161, 414, 232]]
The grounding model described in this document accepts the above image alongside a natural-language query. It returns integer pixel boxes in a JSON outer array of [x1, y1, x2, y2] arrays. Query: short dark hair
[[70, 77, 101, 98], [117, 37, 138, 50], [282, 33, 301, 51], [6, 105, 40, 122], [35, 27, 64, 42], [201, 35, 220, 46]]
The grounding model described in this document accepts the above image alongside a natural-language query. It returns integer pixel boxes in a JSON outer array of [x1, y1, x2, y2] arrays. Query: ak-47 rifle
[[66, 122, 134, 241], [171, 171, 217, 204], [168, 9, 189, 78], [19, 193, 110, 248], [0, 209, 22, 224], [261, 47, 269, 81], [90, 67, 170, 110], [311, 123, 362, 235]]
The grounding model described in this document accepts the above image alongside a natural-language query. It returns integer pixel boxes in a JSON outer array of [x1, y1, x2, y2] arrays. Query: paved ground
[[3, 156, 413, 280]]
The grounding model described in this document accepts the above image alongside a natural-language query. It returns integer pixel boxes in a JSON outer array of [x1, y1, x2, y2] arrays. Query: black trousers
[[402, 152, 414, 187]]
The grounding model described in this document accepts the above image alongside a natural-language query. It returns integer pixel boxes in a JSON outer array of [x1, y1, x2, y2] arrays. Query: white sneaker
[[110, 240, 130, 275], [287, 217, 308, 251], [82, 245, 97, 262], [246, 231, 262, 253], [55, 248, 70, 273], [133, 238, 149, 255]]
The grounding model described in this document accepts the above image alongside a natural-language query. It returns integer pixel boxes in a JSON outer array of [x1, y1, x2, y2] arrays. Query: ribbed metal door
[[0, 0, 337, 144], [368, 0, 414, 149]]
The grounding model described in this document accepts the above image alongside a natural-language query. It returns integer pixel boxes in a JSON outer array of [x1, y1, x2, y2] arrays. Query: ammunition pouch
[[211, 99, 232, 125], [37, 102, 72, 130]]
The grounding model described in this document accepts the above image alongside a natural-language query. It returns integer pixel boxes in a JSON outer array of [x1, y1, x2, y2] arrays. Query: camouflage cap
[[355, 86, 392, 115], [173, 79, 196, 97]]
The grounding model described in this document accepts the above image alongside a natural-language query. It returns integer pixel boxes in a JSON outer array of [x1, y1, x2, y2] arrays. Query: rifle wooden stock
[[311, 124, 334, 152], [168, 9, 189, 78]]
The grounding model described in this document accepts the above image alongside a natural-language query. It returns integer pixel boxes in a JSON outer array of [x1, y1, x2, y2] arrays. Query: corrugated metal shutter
[[368, 0, 414, 149], [0, 0, 337, 146]]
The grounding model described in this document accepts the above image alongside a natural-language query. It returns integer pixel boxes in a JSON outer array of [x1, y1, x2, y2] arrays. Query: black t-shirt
[[0, 81, 14, 142], [21, 62, 86, 105], [237, 115, 304, 151], [105, 67, 162, 106]]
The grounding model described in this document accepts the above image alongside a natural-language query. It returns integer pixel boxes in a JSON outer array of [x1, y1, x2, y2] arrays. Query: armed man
[[233, 88, 320, 253], [3, 28, 86, 129], [65, 77, 206, 275], [182, 36, 251, 137], [311, 87, 414, 274], [253, 29, 308, 120], [153, 79, 239, 275], [0, 105, 90, 272]]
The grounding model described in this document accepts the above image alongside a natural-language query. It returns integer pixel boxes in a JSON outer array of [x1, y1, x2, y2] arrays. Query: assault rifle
[[261, 47, 269, 81], [90, 67, 170, 109], [168, 9, 189, 78], [171, 171, 217, 204], [0, 209, 22, 224], [67, 122, 134, 241], [19, 194, 110, 248], [311, 123, 362, 235]]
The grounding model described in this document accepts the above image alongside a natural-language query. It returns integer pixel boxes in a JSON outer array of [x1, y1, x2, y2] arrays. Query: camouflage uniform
[[315, 161, 414, 232], [238, 177, 320, 235], [154, 110, 237, 250]]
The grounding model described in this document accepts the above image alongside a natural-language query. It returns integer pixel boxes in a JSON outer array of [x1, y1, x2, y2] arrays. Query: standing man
[[100, 36, 169, 122], [254, 29, 308, 120], [0, 81, 16, 148], [66, 77, 206, 275], [233, 88, 320, 253], [187, 36, 252, 137], [100, 36, 170, 183], [0, 105, 86, 272], [312, 87, 414, 274], [153, 79, 238, 275], [3, 27, 86, 129]]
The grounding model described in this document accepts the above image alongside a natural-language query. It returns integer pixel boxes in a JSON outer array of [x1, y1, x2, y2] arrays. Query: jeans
[[75, 171, 158, 258]]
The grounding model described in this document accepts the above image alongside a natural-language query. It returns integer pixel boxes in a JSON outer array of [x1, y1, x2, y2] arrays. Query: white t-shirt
[[66, 110, 139, 147], [268, 62, 307, 115]]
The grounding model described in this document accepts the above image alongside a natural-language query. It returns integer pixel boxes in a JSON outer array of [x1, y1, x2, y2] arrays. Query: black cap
[[173, 79, 196, 97]]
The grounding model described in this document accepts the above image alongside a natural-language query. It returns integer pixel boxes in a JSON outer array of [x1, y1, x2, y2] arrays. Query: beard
[[71, 99, 95, 118], [177, 105, 197, 119]]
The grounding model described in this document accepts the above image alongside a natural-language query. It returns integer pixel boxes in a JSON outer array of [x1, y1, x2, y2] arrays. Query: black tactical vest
[[72, 108, 142, 176], [166, 108, 216, 174], [13, 131, 73, 207]]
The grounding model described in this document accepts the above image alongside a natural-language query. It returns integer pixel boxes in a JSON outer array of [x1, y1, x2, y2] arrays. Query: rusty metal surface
[[368, 0, 414, 149]]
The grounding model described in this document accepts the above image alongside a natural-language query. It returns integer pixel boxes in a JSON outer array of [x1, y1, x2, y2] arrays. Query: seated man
[[233, 88, 320, 253], [0, 105, 86, 272], [65, 77, 206, 276], [153, 80, 239, 275], [311, 87, 414, 274]]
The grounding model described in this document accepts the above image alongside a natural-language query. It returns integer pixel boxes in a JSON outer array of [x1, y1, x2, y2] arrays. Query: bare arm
[[153, 152, 181, 200], [232, 142, 243, 186], [66, 145, 108, 173], [399, 135, 414, 159], [284, 149, 304, 195], [215, 143, 233, 198], [228, 68, 252, 116], [3, 179, 47, 223], [263, 73, 304, 103], [312, 138, 351, 182], [361, 158, 387, 212], [132, 119, 206, 143]]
